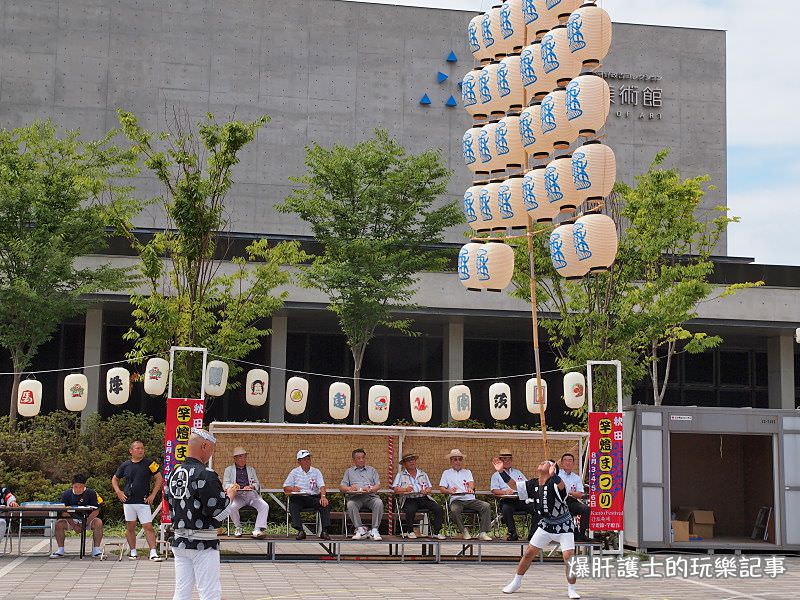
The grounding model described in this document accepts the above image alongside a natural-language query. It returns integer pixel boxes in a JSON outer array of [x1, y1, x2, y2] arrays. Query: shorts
[[530, 528, 575, 551], [123, 504, 154, 524]]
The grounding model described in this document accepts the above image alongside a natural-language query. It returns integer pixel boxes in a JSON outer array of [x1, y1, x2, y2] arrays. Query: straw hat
[[232, 447, 247, 457], [498, 448, 513, 457], [447, 449, 465, 459], [400, 451, 419, 463]]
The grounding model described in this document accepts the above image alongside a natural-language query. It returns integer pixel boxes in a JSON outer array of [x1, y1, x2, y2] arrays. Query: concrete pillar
[[768, 333, 795, 410], [269, 313, 288, 423], [442, 316, 464, 423], [81, 306, 103, 425]]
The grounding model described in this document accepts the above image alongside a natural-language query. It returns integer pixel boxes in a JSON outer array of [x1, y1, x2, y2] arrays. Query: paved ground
[[1, 538, 798, 599]]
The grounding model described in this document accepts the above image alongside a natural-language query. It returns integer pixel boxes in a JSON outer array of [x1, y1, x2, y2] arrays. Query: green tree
[[118, 110, 304, 398], [513, 150, 761, 414], [0, 120, 138, 425], [278, 130, 461, 424]]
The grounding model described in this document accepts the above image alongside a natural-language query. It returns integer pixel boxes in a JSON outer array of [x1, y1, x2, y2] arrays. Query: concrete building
[[0, 0, 797, 426]]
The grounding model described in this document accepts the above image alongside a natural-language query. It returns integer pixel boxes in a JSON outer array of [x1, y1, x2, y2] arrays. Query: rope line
[[0, 355, 159, 377]]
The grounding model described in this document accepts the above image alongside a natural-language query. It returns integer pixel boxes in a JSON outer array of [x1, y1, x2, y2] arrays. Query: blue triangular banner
[[445, 95, 457, 107], [437, 71, 448, 84], [419, 93, 432, 105], [447, 51, 458, 63]]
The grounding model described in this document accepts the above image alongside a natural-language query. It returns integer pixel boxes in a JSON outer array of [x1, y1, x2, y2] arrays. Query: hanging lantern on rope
[[565, 74, 610, 138], [572, 213, 619, 273], [463, 126, 482, 173], [285, 376, 309, 416], [572, 141, 616, 202], [520, 42, 554, 102], [549, 223, 589, 279], [563, 371, 586, 409], [410, 386, 433, 423], [520, 103, 549, 160], [468, 15, 488, 63], [476, 184, 497, 232], [484, 63, 505, 120], [205, 360, 229, 397], [545, 155, 580, 214], [540, 25, 581, 88], [17, 379, 42, 417], [549, 0, 582, 24], [489, 382, 512, 420], [64, 373, 89, 412], [464, 185, 482, 230], [462, 69, 482, 121], [499, 0, 526, 56], [482, 6, 504, 60], [526, 377, 548, 413], [478, 242, 515, 291], [481, 122, 504, 178], [540, 89, 578, 151], [525, 165, 560, 222], [449, 384, 472, 421], [497, 55, 524, 115], [329, 381, 351, 420], [495, 116, 526, 172], [245, 369, 269, 406], [143, 357, 169, 396], [497, 175, 528, 229], [458, 243, 484, 291], [106, 367, 131, 405], [368, 384, 391, 423], [567, 3, 612, 71], [527, 0, 558, 38]]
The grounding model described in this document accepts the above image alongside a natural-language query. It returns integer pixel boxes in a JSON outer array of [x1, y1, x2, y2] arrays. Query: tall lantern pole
[[526, 214, 548, 457]]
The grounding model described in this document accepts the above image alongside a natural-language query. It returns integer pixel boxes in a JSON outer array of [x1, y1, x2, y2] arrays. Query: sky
[[342, 0, 799, 266]]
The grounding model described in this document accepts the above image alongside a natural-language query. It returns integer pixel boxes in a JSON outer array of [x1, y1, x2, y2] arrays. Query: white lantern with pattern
[[540, 25, 581, 88], [499, 0, 526, 56], [106, 367, 130, 405], [520, 103, 549, 160], [329, 381, 351, 420], [549, 224, 589, 279], [565, 74, 610, 138], [520, 42, 548, 104], [482, 7, 504, 59], [64, 373, 89, 412], [495, 116, 526, 171], [479, 182, 502, 231], [525, 165, 560, 222], [410, 386, 433, 423], [541, 89, 578, 150], [563, 371, 586, 409], [368, 385, 391, 423], [526, 377, 548, 413], [449, 385, 472, 421], [526, 0, 558, 38], [496, 175, 528, 229], [468, 15, 488, 63], [548, 0, 582, 24], [246, 369, 269, 406], [205, 360, 229, 397], [567, 4, 612, 70], [458, 243, 484, 290], [477, 242, 515, 291], [572, 141, 616, 201], [497, 55, 525, 115], [572, 213, 619, 273], [481, 122, 504, 176], [463, 126, 482, 174], [489, 382, 512, 420], [143, 357, 169, 396], [285, 376, 309, 416], [462, 69, 482, 121], [464, 185, 482, 230], [17, 379, 42, 417], [544, 155, 580, 213]]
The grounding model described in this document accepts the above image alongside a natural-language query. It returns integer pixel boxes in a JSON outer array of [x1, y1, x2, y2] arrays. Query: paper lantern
[[548, 0, 582, 24], [540, 25, 581, 88], [205, 360, 229, 397], [495, 116, 526, 171], [565, 74, 610, 137], [549, 224, 589, 279], [519, 103, 549, 160], [497, 55, 524, 114], [525, 165, 560, 222], [329, 381, 351, 420], [567, 4, 612, 70], [245, 369, 269, 406], [479, 122, 503, 176], [468, 15, 488, 63], [526, 377, 548, 413], [572, 141, 616, 201], [496, 175, 528, 229], [461, 69, 482, 120], [563, 371, 586, 409], [458, 243, 484, 291], [526, 0, 558, 38], [64, 373, 88, 412], [520, 42, 553, 102], [481, 7, 503, 60], [544, 155, 580, 213], [106, 367, 130, 405], [572, 213, 619, 272], [477, 242, 515, 291], [143, 357, 169, 396], [464, 185, 482, 230], [285, 376, 309, 416], [489, 382, 512, 420], [410, 386, 433, 423], [17, 379, 42, 417], [481, 63, 504, 120], [540, 89, 578, 151], [499, 0, 526, 55], [368, 384, 391, 423], [463, 126, 482, 173], [449, 385, 472, 421], [479, 182, 501, 231]]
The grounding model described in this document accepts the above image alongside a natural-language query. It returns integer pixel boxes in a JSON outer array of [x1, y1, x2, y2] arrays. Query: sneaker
[[369, 529, 382, 541], [503, 578, 522, 594], [435, 533, 446, 540], [567, 585, 581, 599], [234, 528, 243, 538], [462, 531, 472, 540], [478, 532, 493, 541], [352, 528, 368, 540], [91, 549, 103, 559], [507, 533, 519, 542], [252, 528, 267, 539], [128, 552, 137, 560], [49, 550, 65, 559], [406, 532, 417, 539], [149, 554, 164, 562]]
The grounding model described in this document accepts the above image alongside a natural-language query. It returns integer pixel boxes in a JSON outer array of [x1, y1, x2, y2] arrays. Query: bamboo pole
[[526, 214, 548, 458]]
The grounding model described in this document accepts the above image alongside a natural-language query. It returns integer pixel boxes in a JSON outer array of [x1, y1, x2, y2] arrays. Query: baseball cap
[[296, 450, 311, 459]]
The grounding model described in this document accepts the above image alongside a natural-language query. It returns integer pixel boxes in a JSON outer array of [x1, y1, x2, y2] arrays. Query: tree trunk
[[9, 370, 21, 429], [651, 341, 661, 406], [352, 348, 364, 425]]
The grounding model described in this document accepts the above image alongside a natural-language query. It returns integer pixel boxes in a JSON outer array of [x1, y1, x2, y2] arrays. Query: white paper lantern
[[540, 25, 581, 88], [572, 213, 619, 273], [526, 377, 548, 413], [549, 224, 589, 279], [548, 0, 582, 24], [18, 379, 42, 418], [499, 0, 526, 55], [285, 376, 309, 416], [479, 182, 501, 231], [464, 185, 482, 230], [496, 175, 528, 229], [106, 367, 130, 405], [463, 126, 482, 173], [205, 360, 229, 397], [497, 55, 525, 115], [449, 385, 472, 421], [482, 7, 504, 59], [462, 69, 482, 121], [143, 357, 169, 397], [478, 242, 515, 291], [410, 386, 433, 423], [526, 0, 558, 38], [567, 4, 612, 70], [64, 373, 88, 412], [520, 42, 553, 102], [482, 63, 505, 120], [245, 369, 269, 406], [519, 103, 549, 160], [368, 385, 391, 423], [565, 74, 610, 138], [468, 15, 488, 63], [458, 243, 484, 291], [572, 141, 616, 201], [478, 122, 502, 176], [495, 116, 526, 171], [329, 381, 351, 420], [563, 371, 586, 409], [489, 382, 512, 420], [544, 155, 580, 214], [525, 165, 561, 222], [541, 88, 578, 150]]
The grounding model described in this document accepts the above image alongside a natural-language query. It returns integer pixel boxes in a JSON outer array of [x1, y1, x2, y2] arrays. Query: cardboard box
[[671, 520, 690, 543], [689, 510, 715, 539], [675, 506, 698, 522]]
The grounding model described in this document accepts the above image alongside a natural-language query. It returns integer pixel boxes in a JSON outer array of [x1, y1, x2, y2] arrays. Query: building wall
[[0, 0, 726, 250]]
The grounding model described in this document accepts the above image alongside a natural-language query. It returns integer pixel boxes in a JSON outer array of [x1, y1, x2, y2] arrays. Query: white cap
[[296, 449, 311, 459], [191, 428, 217, 444]]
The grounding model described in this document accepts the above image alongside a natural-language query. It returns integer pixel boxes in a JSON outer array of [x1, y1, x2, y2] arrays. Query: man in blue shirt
[[50, 474, 104, 558]]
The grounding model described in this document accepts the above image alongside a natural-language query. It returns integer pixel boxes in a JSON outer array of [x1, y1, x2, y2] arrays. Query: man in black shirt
[[50, 474, 104, 559], [112, 439, 164, 561]]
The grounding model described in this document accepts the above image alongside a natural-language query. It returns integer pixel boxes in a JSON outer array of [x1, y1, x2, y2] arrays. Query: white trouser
[[0, 519, 6, 540], [172, 546, 221, 600], [229, 491, 269, 529]]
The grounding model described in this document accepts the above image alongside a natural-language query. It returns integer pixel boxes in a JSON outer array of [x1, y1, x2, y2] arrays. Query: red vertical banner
[[588, 411, 624, 531], [161, 398, 205, 524]]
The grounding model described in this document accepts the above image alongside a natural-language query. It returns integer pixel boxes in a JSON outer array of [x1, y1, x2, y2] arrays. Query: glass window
[[718, 390, 751, 408], [719, 351, 750, 386], [683, 351, 714, 385], [754, 352, 768, 388], [683, 389, 716, 407]]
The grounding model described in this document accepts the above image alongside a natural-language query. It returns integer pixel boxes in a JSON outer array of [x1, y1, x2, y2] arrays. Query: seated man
[[558, 453, 590, 542], [439, 449, 492, 541], [340, 448, 383, 541], [282, 450, 331, 540], [490, 449, 538, 541], [1, 485, 20, 542], [392, 450, 444, 540], [223, 446, 270, 539], [50, 474, 104, 559]]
